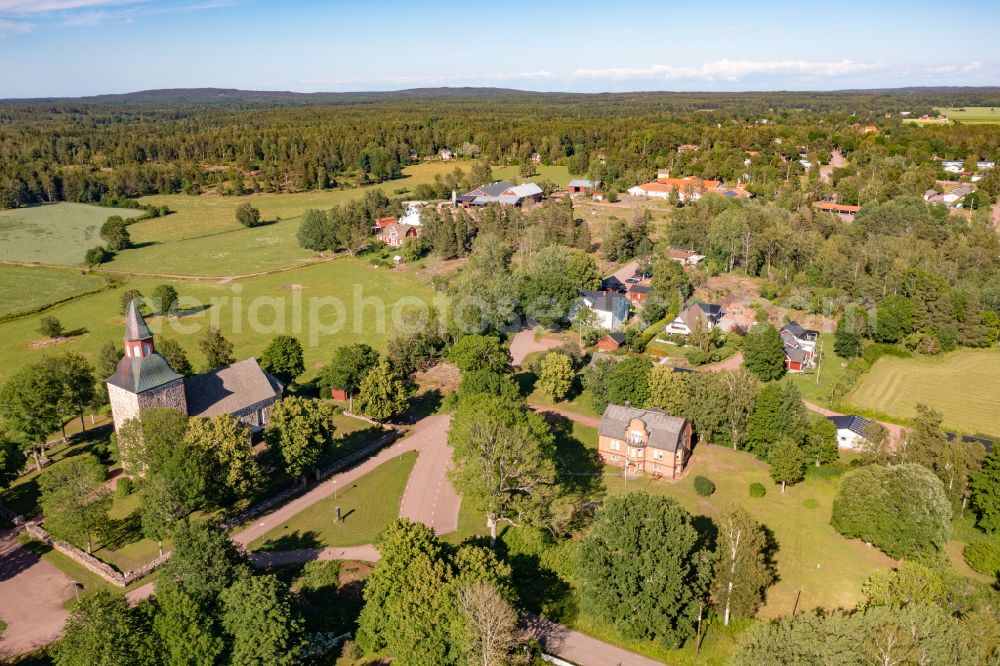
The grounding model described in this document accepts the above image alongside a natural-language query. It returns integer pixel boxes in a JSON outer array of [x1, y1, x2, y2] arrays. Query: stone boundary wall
[[22, 521, 172, 587], [11, 427, 399, 588]]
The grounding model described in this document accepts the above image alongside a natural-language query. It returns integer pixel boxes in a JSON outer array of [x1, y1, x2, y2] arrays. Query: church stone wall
[[229, 397, 277, 432], [136, 378, 187, 416], [108, 383, 141, 432]]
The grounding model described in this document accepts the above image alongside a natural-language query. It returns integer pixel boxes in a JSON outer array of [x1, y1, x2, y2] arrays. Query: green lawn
[[568, 425, 896, 618], [0, 256, 436, 386], [846, 348, 1000, 437], [787, 333, 849, 406], [0, 265, 109, 318], [0, 203, 148, 266], [249, 451, 417, 551]]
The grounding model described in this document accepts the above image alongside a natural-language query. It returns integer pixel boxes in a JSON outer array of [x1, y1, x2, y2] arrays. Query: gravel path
[[0, 529, 73, 658]]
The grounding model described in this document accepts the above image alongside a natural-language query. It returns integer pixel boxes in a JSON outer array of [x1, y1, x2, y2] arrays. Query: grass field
[[249, 451, 417, 551], [0, 257, 436, 386], [846, 348, 1000, 436], [0, 203, 147, 266], [0, 264, 109, 318], [938, 107, 1000, 124]]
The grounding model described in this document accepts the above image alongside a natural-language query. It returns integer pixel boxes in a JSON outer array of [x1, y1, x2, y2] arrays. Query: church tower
[[106, 299, 187, 432]]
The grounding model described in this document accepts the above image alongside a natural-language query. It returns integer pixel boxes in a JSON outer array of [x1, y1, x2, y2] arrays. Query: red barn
[[596, 331, 626, 351]]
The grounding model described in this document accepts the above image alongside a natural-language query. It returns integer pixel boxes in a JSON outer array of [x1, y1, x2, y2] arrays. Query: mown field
[[0, 257, 437, 386], [846, 348, 1000, 436], [0, 203, 146, 266], [0, 264, 109, 318], [938, 107, 1000, 124]]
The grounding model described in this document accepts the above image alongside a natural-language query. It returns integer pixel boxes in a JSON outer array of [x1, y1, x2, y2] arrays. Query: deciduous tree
[[158, 338, 193, 376], [199, 326, 235, 371], [221, 573, 304, 666], [448, 395, 557, 545], [355, 359, 409, 423], [264, 396, 337, 483], [320, 343, 381, 399], [55, 591, 149, 666], [1, 362, 65, 471], [578, 492, 712, 647], [39, 454, 111, 553], [234, 203, 262, 228], [742, 324, 786, 381], [185, 414, 260, 502], [259, 335, 305, 384], [711, 505, 773, 625], [769, 438, 805, 492], [536, 352, 574, 402], [151, 284, 179, 315], [970, 448, 1000, 533]]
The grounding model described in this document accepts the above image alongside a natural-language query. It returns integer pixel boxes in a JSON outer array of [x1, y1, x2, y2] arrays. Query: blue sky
[[1, 0, 998, 97]]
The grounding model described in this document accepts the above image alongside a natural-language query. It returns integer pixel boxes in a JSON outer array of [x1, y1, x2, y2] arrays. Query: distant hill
[[4, 85, 1000, 108], [0, 86, 556, 106]]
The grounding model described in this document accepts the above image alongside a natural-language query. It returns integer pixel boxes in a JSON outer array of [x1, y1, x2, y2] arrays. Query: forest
[[4, 88, 1000, 209]]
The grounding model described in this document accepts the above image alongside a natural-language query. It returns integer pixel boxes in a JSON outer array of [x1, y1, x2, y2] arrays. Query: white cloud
[[301, 70, 555, 87], [571, 59, 883, 81], [0, 17, 31, 34], [0, 0, 141, 12]]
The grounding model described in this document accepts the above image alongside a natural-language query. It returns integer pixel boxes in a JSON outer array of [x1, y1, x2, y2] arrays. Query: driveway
[[0, 529, 73, 658], [510, 327, 566, 367], [232, 413, 457, 548], [528, 615, 667, 666], [803, 400, 907, 447]]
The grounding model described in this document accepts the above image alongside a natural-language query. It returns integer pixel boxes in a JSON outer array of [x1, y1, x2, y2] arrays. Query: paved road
[[611, 260, 640, 283], [399, 417, 461, 534], [528, 615, 667, 666], [0, 529, 73, 658], [232, 413, 456, 549]]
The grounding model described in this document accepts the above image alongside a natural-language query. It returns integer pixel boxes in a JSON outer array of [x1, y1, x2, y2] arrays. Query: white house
[[570, 290, 630, 330], [398, 204, 423, 226], [977, 160, 996, 170], [941, 160, 964, 173], [665, 302, 723, 336], [826, 415, 874, 450]]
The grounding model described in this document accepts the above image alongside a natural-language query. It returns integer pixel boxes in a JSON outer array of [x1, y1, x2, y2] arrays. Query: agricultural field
[[0, 257, 437, 386], [937, 107, 1000, 124], [846, 348, 1000, 436], [0, 265, 109, 318], [0, 203, 147, 266]]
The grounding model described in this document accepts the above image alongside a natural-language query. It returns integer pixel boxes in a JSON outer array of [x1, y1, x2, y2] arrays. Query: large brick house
[[107, 300, 283, 438], [598, 404, 693, 479]]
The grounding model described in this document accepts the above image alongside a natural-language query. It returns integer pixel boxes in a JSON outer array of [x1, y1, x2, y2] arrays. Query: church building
[[106, 299, 283, 434]]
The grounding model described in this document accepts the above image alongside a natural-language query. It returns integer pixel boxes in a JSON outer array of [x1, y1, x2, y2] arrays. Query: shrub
[[115, 477, 133, 497], [235, 203, 263, 228], [831, 464, 952, 560], [38, 316, 63, 339], [749, 483, 766, 498], [963, 542, 1000, 578], [84, 245, 111, 267], [693, 476, 715, 496]]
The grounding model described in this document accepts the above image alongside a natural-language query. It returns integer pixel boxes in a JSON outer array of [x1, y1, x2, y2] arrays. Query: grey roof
[[677, 301, 722, 330], [629, 284, 652, 294], [568, 179, 594, 187], [107, 353, 183, 394], [466, 181, 514, 198], [827, 414, 872, 437], [184, 358, 283, 419], [581, 289, 627, 313], [781, 321, 808, 339], [602, 331, 626, 344], [124, 299, 152, 341], [601, 276, 626, 292], [783, 341, 809, 363], [599, 404, 687, 452]]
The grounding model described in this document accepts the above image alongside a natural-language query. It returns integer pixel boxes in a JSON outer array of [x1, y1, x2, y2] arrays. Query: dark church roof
[[107, 354, 183, 393], [124, 299, 152, 341], [184, 358, 283, 419]]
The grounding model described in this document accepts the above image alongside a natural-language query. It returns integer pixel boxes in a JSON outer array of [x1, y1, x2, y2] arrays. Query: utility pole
[[815, 339, 824, 385]]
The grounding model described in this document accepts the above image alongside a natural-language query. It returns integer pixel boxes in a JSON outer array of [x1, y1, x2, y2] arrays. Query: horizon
[[1, 0, 998, 98]]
